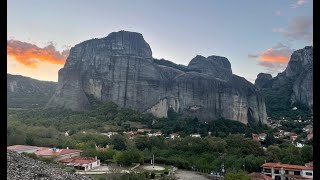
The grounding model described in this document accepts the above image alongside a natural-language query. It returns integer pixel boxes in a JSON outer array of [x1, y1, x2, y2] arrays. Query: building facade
[[261, 163, 313, 180]]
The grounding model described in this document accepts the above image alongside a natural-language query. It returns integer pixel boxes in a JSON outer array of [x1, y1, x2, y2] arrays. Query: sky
[[7, 0, 313, 83]]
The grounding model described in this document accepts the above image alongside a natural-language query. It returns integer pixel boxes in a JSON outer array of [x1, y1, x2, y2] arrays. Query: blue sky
[[7, 0, 313, 82]]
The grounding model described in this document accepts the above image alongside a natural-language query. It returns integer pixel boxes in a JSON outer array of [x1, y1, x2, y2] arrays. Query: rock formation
[[254, 73, 272, 89], [47, 30, 267, 124], [255, 46, 313, 109]]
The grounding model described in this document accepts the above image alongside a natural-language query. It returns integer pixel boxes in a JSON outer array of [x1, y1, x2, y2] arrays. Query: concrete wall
[[301, 170, 313, 178]]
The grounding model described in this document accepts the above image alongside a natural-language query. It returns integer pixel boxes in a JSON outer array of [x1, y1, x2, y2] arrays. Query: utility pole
[[153, 154, 155, 168]]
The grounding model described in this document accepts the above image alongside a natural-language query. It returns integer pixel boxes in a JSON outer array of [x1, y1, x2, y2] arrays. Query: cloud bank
[[249, 43, 294, 75], [7, 40, 69, 68], [273, 16, 313, 42]]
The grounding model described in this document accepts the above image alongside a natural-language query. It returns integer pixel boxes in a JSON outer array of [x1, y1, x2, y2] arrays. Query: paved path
[[130, 163, 140, 170], [174, 170, 211, 180]]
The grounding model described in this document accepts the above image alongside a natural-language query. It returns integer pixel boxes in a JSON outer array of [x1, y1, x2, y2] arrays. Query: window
[[285, 170, 289, 174], [306, 172, 312, 176], [264, 168, 271, 173], [294, 171, 300, 175], [275, 175, 281, 180], [274, 169, 280, 174]]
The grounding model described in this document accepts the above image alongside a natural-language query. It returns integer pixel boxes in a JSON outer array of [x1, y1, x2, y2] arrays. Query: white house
[[261, 162, 313, 180], [190, 134, 201, 138], [101, 132, 118, 138], [148, 131, 162, 137], [294, 142, 305, 148], [170, 133, 180, 139], [59, 156, 100, 171]]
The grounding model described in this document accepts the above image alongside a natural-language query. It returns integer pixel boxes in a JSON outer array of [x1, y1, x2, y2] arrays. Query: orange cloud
[[259, 49, 289, 64], [7, 40, 69, 68]]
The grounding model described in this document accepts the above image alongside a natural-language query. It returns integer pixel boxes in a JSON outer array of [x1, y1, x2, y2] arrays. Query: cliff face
[[7, 74, 57, 108], [254, 73, 272, 89], [255, 46, 313, 109], [47, 31, 267, 124], [285, 46, 313, 109]]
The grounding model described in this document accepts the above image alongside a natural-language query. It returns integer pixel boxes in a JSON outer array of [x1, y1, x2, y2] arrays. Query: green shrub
[[151, 172, 155, 179], [22, 152, 39, 160]]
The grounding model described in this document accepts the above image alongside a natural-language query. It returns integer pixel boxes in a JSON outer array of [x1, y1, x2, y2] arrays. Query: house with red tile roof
[[288, 132, 298, 141], [307, 133, 313, 141], [252, 133, 259, 141], [8, 145, 83, 161], [252, 133, 266, 141], [59, 156, 100, 171], [261, 162, 313, 180], [34, 147, 82, 161]]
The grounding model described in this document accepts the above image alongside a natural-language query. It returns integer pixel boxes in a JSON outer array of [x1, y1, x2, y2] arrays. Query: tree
[[301, 145, 313, 163], [224, 170, 249, 180], [113, 152, 124, 165], [265, 133, 275, 147], [281, 145, 303, 165], [111, 135, 127, 150], [135, 136, 150, 151], [167, 108, 179, 121], [267, 145, 281, 162]]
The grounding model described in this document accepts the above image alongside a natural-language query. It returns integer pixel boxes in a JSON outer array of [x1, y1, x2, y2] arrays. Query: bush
[[144, 171, 149, 178], [65, 167, 76, 173], [151, 172, 155, 179], [22, 152, 39, 160], [39, 157, 55, 164]]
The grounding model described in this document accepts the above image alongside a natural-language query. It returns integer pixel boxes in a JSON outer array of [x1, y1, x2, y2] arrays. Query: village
[[7, 114, 313, 180]]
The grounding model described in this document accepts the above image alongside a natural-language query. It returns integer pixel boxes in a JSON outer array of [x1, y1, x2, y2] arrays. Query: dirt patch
[[142, 165, 165, 171], [174, 170, 210, 180]]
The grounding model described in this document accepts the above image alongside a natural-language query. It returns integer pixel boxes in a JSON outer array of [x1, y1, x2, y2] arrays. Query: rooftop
[[261, 163, 313, 170], [35, 148, 82, 156], [59, 156, 97, 165]]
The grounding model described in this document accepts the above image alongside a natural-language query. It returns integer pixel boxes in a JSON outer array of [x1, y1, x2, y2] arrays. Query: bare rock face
[[287, 46, 313, 108], [255, 46, 313, 109], [188, 55, 232, 81], [254, 73, 272, 89], [47, 30, 267, 124]]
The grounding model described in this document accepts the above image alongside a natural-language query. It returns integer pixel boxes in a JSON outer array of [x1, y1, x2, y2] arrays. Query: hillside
[[7, 74, 58, 109]]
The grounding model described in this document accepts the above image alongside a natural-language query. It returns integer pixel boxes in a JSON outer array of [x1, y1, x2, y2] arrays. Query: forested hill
[[7, 74, 58, 109]]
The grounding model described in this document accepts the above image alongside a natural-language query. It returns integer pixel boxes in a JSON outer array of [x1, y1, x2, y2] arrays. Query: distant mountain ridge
[[7, 74, 58, 108]]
